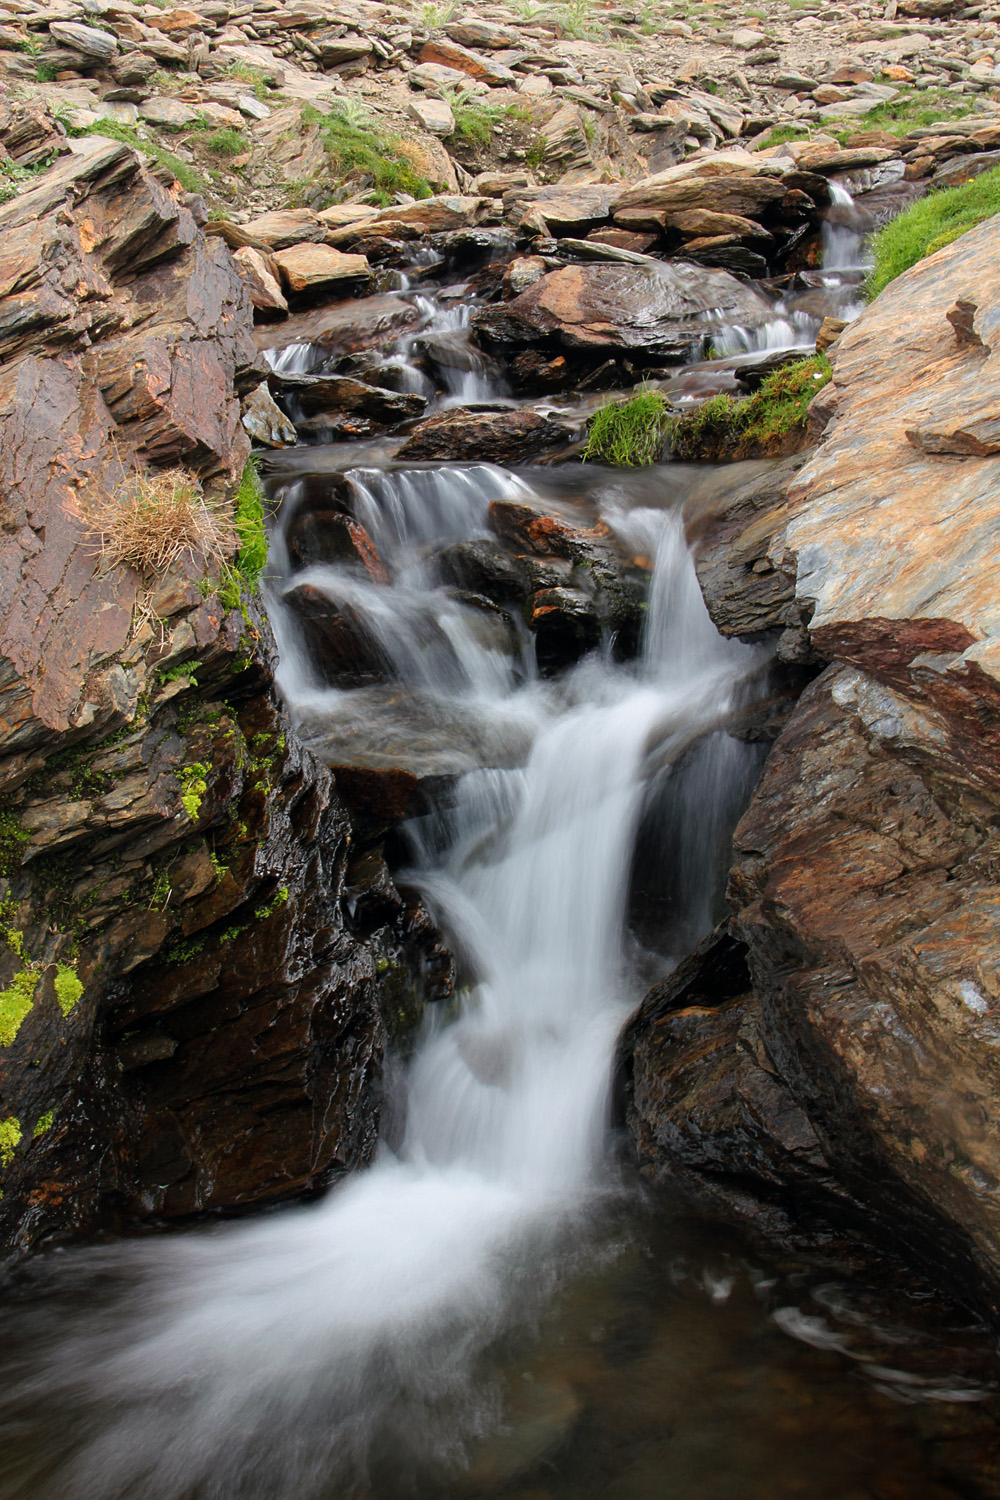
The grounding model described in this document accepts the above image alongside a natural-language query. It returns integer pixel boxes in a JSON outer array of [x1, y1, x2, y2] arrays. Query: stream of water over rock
[[1, 190, 999, 1500]]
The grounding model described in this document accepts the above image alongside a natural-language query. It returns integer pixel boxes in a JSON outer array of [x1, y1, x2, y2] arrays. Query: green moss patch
[[866, 165, 1000, 299], [0, 970, 38, 1048], [32, 1110, 54, 1140], [664, 356, 832, 461], [54, 963, 83, 1017], [0, 1117, 21, 1167], [583, 388, 673, 467]]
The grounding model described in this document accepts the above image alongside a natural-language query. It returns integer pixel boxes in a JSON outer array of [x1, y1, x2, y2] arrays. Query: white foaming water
[[0, 475, 763, 1499]]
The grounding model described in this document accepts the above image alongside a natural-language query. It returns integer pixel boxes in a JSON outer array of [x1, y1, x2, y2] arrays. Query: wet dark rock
[[529, 587, 601, 671], [489, 499, 650, 656], [269, 372, 426, 424], [397, 407, 574, 463], [438, 539, 532, 603], [287, 513, 387, 581], [474, 262, 772, 359], [254, 294, 421, 364], [283, 583, 387, 689]]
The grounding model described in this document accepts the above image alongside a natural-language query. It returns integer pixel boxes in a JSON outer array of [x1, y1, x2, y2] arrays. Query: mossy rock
[[664, 356, 832, 463]]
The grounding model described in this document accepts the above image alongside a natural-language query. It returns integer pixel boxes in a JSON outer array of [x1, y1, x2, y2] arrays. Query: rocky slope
[[622, 213, 1000, 1318]]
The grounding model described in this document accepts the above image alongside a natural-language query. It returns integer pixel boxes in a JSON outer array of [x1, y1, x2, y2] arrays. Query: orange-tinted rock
[[0, 136, 257, 750], [418, 37, 516, 85], [232, 245, 289, 315], [271, 243, 372, 295]]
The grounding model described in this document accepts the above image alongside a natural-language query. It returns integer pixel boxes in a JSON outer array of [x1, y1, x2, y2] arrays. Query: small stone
[[407, 95, 455, 137], [232, 245, 288, 314], [242, 383, 296, 446]]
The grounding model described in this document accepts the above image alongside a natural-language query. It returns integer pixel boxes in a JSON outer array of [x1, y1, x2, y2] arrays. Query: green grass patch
[[233, 457, 267, 582], [66, 119, 204, 194], [866, 164, 1000, 298], [302, 103, 431, 205], [664, 355, 832, 458], [204, 126, 249, 157], [221, 60, 273, 101], [583, 388, 673, 467]]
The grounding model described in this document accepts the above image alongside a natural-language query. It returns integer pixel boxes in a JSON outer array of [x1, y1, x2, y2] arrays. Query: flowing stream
[[2, 196, 999, 1500]]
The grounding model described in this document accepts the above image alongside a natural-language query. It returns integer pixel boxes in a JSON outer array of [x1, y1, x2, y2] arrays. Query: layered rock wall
[[0, 141, 448, 1257], [624, 215, 1000, 1315]]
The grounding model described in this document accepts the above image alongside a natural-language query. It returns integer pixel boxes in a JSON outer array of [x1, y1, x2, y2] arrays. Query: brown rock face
[[0, 136, 258, 757], [625, 210, 1000, 1314]]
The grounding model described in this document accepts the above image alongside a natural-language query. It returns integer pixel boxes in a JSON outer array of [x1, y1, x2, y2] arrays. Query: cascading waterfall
[[0, 463, 764, 1500], [712, 178, 870, 356]]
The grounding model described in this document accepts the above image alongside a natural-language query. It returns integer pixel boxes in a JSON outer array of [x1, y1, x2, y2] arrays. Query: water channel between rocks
[[2, 193, 1000, 1500]]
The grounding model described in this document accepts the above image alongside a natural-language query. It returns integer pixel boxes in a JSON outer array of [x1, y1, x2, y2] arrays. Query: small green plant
[[0, 809, 30, 878], [53, 963, 83, 1016], [583, 388, 673, 467], [204, 127, 250, 158], [0, 1117, 22, 1168], [866, 163, 1000, 299], [149, 868, 172, 911], [525, 136, 547, 173], [179, 763, 210, 821], [303, 103, 432, 205], [0, 970, 38, 1048], [421, 0, 459, 23], [32, 1110, 54, 1139], [258, 886, 289, 919], [222, 60, 273, 101], [156, 660, 199, 687]]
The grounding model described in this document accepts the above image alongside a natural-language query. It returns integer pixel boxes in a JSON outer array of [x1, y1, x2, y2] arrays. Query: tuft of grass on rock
[[866, 164, 1000, 298], [583, 388, 673, 467], [663, 356, 832, 460], [302, 103, 431, 204], [81, 468, 233, 577]]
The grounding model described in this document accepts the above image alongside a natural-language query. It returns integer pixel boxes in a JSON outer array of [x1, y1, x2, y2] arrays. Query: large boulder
[[474, 261, 772, 357]]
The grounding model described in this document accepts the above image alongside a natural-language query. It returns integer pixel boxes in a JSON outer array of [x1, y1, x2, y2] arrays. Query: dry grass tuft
[[80, 468, 235, 576]]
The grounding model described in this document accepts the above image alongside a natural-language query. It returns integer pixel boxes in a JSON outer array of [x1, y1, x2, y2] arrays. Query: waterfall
[[0, 471, 764, 1499], [711, 179, 871, 358]]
